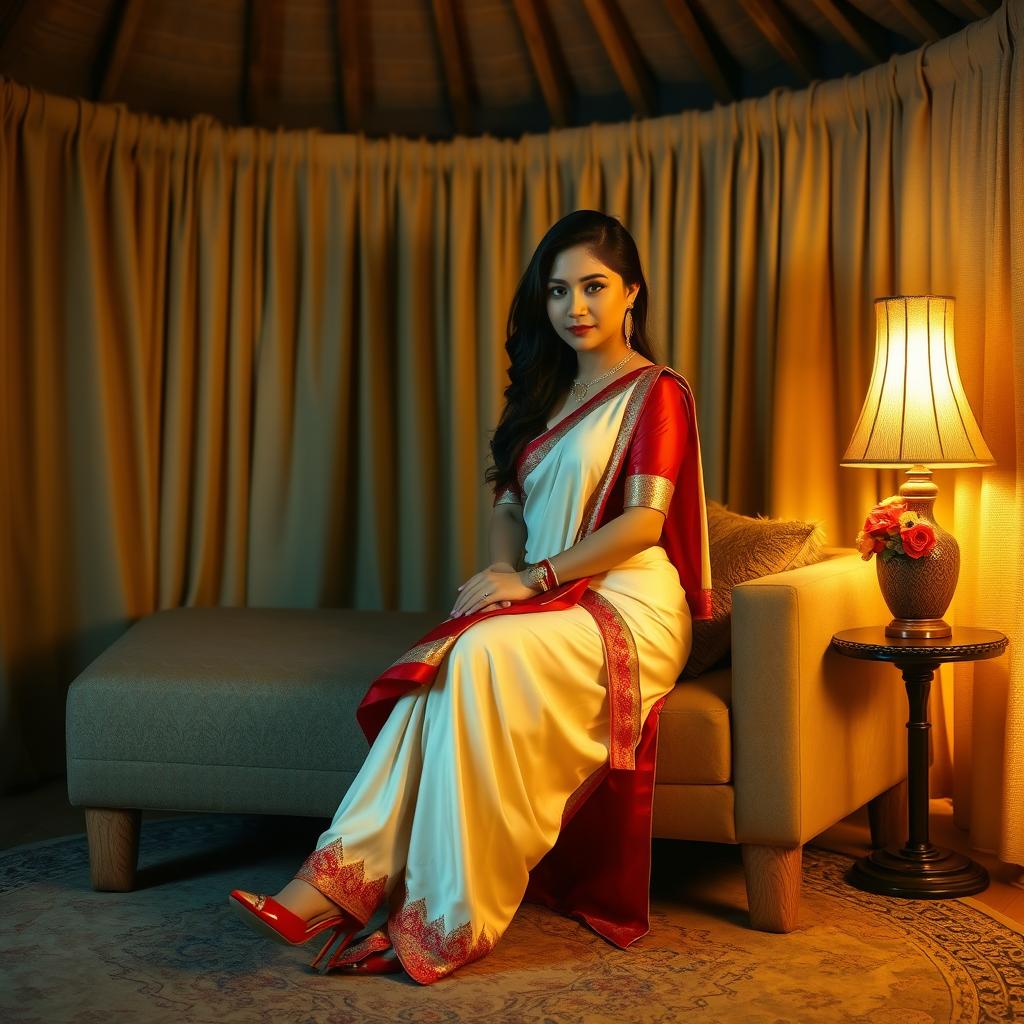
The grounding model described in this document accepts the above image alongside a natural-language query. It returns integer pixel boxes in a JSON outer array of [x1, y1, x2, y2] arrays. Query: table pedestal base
[[830, 627, 1008, 901], [847, 844, 989, 898]]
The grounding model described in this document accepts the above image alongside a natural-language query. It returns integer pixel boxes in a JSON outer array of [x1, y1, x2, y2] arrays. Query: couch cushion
[[655, 666, 732, 784], [681, 500, 826, 678], [65, 607, 441, 815]]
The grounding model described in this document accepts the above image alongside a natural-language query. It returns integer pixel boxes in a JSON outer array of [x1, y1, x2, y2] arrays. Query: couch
[[65, 546, 907, 933]]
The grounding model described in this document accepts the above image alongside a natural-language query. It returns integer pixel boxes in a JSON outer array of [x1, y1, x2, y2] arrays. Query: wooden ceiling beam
[[430, 0, 476, 136], [661, 0, 738, 104], [0, 0, 52, 69], [737, 0, 817, 82], [958, 0, 999, 17], [582, 0, 657, 118], [511, 0, 573, 128], [94, 0, 146, 102], [333, 0, 367, 131], [243, 0, 283, 127], [888, 0, 960, 44], [806, 0, 888, 68]]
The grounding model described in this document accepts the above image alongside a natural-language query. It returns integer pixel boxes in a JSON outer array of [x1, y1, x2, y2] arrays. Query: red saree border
[[524, 692, 670, 949], [389, 883, 496, 985], [516, 365, 649, 492], [576, 365, 664, 541], [292, 836, 388, 925], [575, 364, 713, 623], [559, 761, 610, 829], [578, 589, 641, 770], [356, 576, 593, 743]]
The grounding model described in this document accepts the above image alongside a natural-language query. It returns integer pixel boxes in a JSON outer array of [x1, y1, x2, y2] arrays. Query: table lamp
[[840, 295, 995, 639]]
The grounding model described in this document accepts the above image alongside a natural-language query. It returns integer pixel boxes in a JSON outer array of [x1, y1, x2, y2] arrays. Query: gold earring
[[624, 307, 634, 348]]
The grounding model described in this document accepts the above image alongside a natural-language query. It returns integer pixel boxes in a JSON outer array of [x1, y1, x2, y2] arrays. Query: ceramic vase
[[875, 502, 959, 638]]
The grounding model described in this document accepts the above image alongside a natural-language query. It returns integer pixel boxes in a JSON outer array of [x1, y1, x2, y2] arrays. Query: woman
[[228, 209, 712, 984]]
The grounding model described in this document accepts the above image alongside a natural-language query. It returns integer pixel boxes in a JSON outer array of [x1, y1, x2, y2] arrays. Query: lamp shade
[[840, 295, 994, 469]]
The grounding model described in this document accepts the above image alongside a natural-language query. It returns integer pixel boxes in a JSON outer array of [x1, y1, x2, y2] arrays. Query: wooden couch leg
[[868, 778, 908, 849], [84, 808, 141, 891], [741, 843, 802, 932]]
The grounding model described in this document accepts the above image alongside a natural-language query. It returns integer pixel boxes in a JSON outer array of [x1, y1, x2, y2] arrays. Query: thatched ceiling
[[0, 0, 1001, 138]]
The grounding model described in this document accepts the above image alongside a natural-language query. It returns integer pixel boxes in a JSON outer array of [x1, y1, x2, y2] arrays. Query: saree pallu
[[294, 364, 713, 984]]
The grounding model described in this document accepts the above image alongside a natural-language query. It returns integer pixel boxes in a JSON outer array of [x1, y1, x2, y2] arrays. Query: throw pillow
[[680, 500, 827, 678]]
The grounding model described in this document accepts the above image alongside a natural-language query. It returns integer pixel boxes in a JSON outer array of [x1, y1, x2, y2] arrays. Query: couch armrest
[[731, 550, 907, 847]]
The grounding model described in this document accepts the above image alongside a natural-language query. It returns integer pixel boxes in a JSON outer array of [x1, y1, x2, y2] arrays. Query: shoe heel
[[309, 930, 335, 970], [310, 923, 356, 971]]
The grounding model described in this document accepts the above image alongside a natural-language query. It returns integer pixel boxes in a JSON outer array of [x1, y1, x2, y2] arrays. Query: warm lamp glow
[[841, 295, 994, 469], [841, 294, 995, 640]]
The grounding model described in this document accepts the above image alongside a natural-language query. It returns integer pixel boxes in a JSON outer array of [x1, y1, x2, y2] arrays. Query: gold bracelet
[[525, 563, 550, 592]]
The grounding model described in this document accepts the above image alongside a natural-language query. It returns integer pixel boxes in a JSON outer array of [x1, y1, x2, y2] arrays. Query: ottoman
[[65, 606, 440, 890]]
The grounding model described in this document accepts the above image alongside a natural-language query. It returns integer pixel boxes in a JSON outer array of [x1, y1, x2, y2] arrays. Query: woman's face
[[546, 245, 639, 357]]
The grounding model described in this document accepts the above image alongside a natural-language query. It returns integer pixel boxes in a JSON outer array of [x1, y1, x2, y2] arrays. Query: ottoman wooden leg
[[868, 778, 908, 849], [84, 808, 141, 891], [741, 843, 802, 933]]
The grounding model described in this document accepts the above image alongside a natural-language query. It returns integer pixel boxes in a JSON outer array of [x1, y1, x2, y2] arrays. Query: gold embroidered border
[[386, 634, 458, 670], [624, 473, 675, 514], [575, 366, 663, 542], [388, 883, 496, 984], [517, 370, 647, 493], [579, 588, 642, 771], [293, 836, 388, 924]]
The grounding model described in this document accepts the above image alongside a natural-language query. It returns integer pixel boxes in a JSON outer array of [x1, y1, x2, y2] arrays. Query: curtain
[[1, 2, 1021, 868]]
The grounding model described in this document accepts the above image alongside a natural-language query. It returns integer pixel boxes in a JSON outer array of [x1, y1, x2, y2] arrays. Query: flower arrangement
[[856, 495, 938, 562]]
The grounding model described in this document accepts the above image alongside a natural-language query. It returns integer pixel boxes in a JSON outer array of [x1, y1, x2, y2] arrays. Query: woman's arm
[[489, 504, 527, 570], [525, 506, 664, 590], [450, 504, 665, 617], [492, 497, 663, 583]]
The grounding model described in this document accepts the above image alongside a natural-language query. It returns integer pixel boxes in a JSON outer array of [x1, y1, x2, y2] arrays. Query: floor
[[3, 776, 1023, 928]]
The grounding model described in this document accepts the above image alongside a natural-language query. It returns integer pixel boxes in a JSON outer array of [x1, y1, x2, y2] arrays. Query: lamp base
[[847, 844, 989, 898], [884, 616, 952, 640]]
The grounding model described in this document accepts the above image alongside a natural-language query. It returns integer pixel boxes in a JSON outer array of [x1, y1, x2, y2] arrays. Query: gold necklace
[[569, 350, 636, 402]]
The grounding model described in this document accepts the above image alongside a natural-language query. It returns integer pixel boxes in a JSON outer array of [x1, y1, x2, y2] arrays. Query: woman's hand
[[451, 562, 536, 618]]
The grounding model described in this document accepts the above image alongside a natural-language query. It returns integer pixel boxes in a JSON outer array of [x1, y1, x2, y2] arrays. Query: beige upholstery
[[732, 551, 907, 844], [651, 546, 908, 930], [655, 667, 732, 785], [653, 546, 906, 837]]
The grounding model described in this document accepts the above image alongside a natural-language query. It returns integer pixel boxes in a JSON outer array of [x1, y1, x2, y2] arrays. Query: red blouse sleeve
[[623, 374, 688, 516]]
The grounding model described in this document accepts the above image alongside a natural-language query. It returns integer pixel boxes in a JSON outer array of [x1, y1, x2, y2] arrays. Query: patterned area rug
[[2, 813, 1022, 1023]]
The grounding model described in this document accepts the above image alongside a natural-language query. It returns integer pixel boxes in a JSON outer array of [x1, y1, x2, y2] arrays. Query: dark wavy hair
[[484, 209, 659, 496]]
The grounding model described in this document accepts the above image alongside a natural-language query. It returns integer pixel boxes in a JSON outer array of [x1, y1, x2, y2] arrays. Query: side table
[[830, 626, 1009, 898]]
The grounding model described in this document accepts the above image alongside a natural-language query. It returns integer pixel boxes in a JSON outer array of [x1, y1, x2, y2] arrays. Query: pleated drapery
[[1, 3, 1021, 868]]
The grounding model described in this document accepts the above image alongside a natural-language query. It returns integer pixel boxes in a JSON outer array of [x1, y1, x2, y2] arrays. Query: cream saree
[[293, 365, 705, 983]]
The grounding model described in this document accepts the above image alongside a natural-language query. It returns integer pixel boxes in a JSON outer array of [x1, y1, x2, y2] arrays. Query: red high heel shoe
[[329, 949, 404, 975], [322, 927, 404, 975], [228, 890, 360, 969]]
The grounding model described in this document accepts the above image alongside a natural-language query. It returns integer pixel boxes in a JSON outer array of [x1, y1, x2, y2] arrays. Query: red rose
[[863, 503, 905, 535], [901, 522, 936, 559]]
